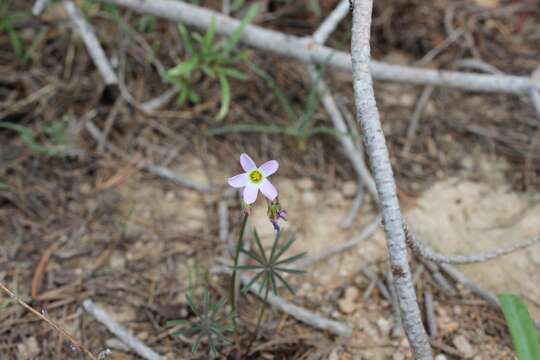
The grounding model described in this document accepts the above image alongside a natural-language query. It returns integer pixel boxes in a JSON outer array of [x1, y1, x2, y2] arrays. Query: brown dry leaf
[[31, 241, 63, 299]]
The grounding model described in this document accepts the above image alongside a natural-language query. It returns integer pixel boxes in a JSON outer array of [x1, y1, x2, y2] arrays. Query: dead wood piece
[[83, 300, 164, 360], [64, 1, 118, 86]]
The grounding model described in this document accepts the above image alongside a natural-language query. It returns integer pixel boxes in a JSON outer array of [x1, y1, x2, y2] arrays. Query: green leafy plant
[[0, 300, 11, 311], [0, 119, 75, 157], [167, 288, 234, 358], [0, 0, 45, 63], [499, 294, 540, 360], [208, 62, 347, 148], [232, 228, 305, 352], [165, 6, 258, 121], [233, 229, 306, 297]]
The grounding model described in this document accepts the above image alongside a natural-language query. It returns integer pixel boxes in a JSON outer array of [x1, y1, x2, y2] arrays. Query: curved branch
[[404, 224, 540, 264]]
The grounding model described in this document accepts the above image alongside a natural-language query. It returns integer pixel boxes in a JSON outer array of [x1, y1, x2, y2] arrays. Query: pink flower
[[228, 153, 279, 205]]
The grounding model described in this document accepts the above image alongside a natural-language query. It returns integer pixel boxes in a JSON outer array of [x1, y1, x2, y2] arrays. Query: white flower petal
[[228, 173, 248, 188], [259, 160, 279, 177], [243, 184, 259, 204], [260, 179, 277, 201], [240, 153, 257, 172]]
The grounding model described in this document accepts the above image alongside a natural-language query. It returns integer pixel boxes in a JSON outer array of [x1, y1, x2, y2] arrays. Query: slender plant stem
[[246, 286, 270, 354], [0, 282, 98, 360], [230, 212, 249, 352]]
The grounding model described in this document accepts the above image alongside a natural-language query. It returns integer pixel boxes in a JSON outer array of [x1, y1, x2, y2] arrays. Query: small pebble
[[302, 191, 317, 206], [376, 318, 392, 337], [342, 181, 357, 198], [453, 334, 475, 358]]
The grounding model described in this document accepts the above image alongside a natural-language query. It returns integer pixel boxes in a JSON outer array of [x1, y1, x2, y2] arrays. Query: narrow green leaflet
[[215, 71, 231, 121], [224, 4, 258, 54], [499, 294, 540, 360]]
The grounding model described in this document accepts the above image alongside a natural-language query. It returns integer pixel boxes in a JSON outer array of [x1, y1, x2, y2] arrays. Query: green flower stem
[[246, 286, 270, 354], [230, 212, 249, 335]]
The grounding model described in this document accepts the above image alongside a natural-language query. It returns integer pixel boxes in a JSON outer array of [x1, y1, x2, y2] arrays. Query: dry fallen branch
[[350, 0, 432, 357], [306, 0, 377, 223], [64, 1, 118, 86], [405, 225, 540, 264], [83, 300, 164, 360], [97, 0, 540, 95], [213, 267, 352, 337]]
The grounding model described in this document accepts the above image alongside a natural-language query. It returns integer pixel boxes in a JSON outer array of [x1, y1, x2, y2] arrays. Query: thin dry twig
[[405, 225, 540, 264], [402, 86, 435, 156], [312, 0, 350, 44], [424, 291, 437, 338], [0, 282, 99, 360], [420, 260, 456, 296], [296, 214, 382, 269], [64, 1, 118, 86], [83, 299, 165, 360], [85, 121, 214, 192], [438, 263, 499, 308], [340, 183, 365, 228], [306, 0, 377, 208], [32, 0, 50, 16], [360, 267, 391, 301], [351, 0, 432, 357], [530, 89, 540, 120], [97, 0, 540, 94]]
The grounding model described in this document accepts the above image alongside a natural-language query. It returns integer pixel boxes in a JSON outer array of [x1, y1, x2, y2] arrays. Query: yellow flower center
[[249, 170, 263, 183]]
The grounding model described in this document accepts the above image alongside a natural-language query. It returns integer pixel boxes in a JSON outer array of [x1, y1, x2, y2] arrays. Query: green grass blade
[[253, 229, 268, 263], [231, 0, 246, 11], [167, 57, 198, 78], [499, 294, 540, 360], [203, 17, 217, 53], [242, 271, 264, 294], [220, 67, 248, 81], [215, 71, 230, 121], [223, 4, 258, 54], [178, 24, 194, 54], [248, 62, 297, 122], [208, 123, 295, 136], [306, 126, 349, 137]]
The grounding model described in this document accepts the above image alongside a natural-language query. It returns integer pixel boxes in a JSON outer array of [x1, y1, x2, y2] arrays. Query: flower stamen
[[249, 170, 263, 183]]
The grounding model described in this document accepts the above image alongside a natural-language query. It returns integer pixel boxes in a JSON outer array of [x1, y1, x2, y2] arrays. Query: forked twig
[[97, 0, 540, 95]]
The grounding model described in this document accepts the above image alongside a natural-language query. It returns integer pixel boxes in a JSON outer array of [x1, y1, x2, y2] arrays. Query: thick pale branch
[[97, 0, 539, 94], [351, 0, 432, 358]]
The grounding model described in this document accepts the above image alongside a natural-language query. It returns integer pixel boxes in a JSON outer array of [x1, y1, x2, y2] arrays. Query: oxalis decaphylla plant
[[168, 153, 305, 358]]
